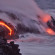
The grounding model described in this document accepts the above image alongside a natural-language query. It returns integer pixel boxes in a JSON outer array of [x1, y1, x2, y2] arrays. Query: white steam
[[0, 0, 51, 34]]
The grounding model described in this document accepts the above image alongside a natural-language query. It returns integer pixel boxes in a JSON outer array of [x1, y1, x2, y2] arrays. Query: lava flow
[[46, 28, 55, 35], [42, 14, 51, 23], [0, 21, 13, 36], [42, 14, 55, 35]]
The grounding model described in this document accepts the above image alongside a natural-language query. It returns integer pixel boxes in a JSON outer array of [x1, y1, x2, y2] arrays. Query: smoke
[[0, 0, 49, 20], [0, 0, 53, 35]]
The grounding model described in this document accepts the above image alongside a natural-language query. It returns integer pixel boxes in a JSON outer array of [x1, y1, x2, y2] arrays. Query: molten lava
[[0, 21, 13, 36], [42, 14, 55, 35], [42, 14, 51, 23], [46, 28, 55, 35]]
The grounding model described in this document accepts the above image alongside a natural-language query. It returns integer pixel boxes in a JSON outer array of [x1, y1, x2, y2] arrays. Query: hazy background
[[35, 0, 55, 9]]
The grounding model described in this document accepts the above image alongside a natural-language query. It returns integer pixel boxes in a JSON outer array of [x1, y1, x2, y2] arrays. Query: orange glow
[[42, 14, 51, 23], [43, 18, 50, 23], [46, 28, 55, 35], [0, 21, 13, 36]]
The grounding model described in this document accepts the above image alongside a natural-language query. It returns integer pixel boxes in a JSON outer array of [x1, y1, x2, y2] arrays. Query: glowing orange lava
[[46, 28, 55, 35], [42, 14, 51, 23], [0, 21, 13, 36], [42, 14, 55, 35]]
